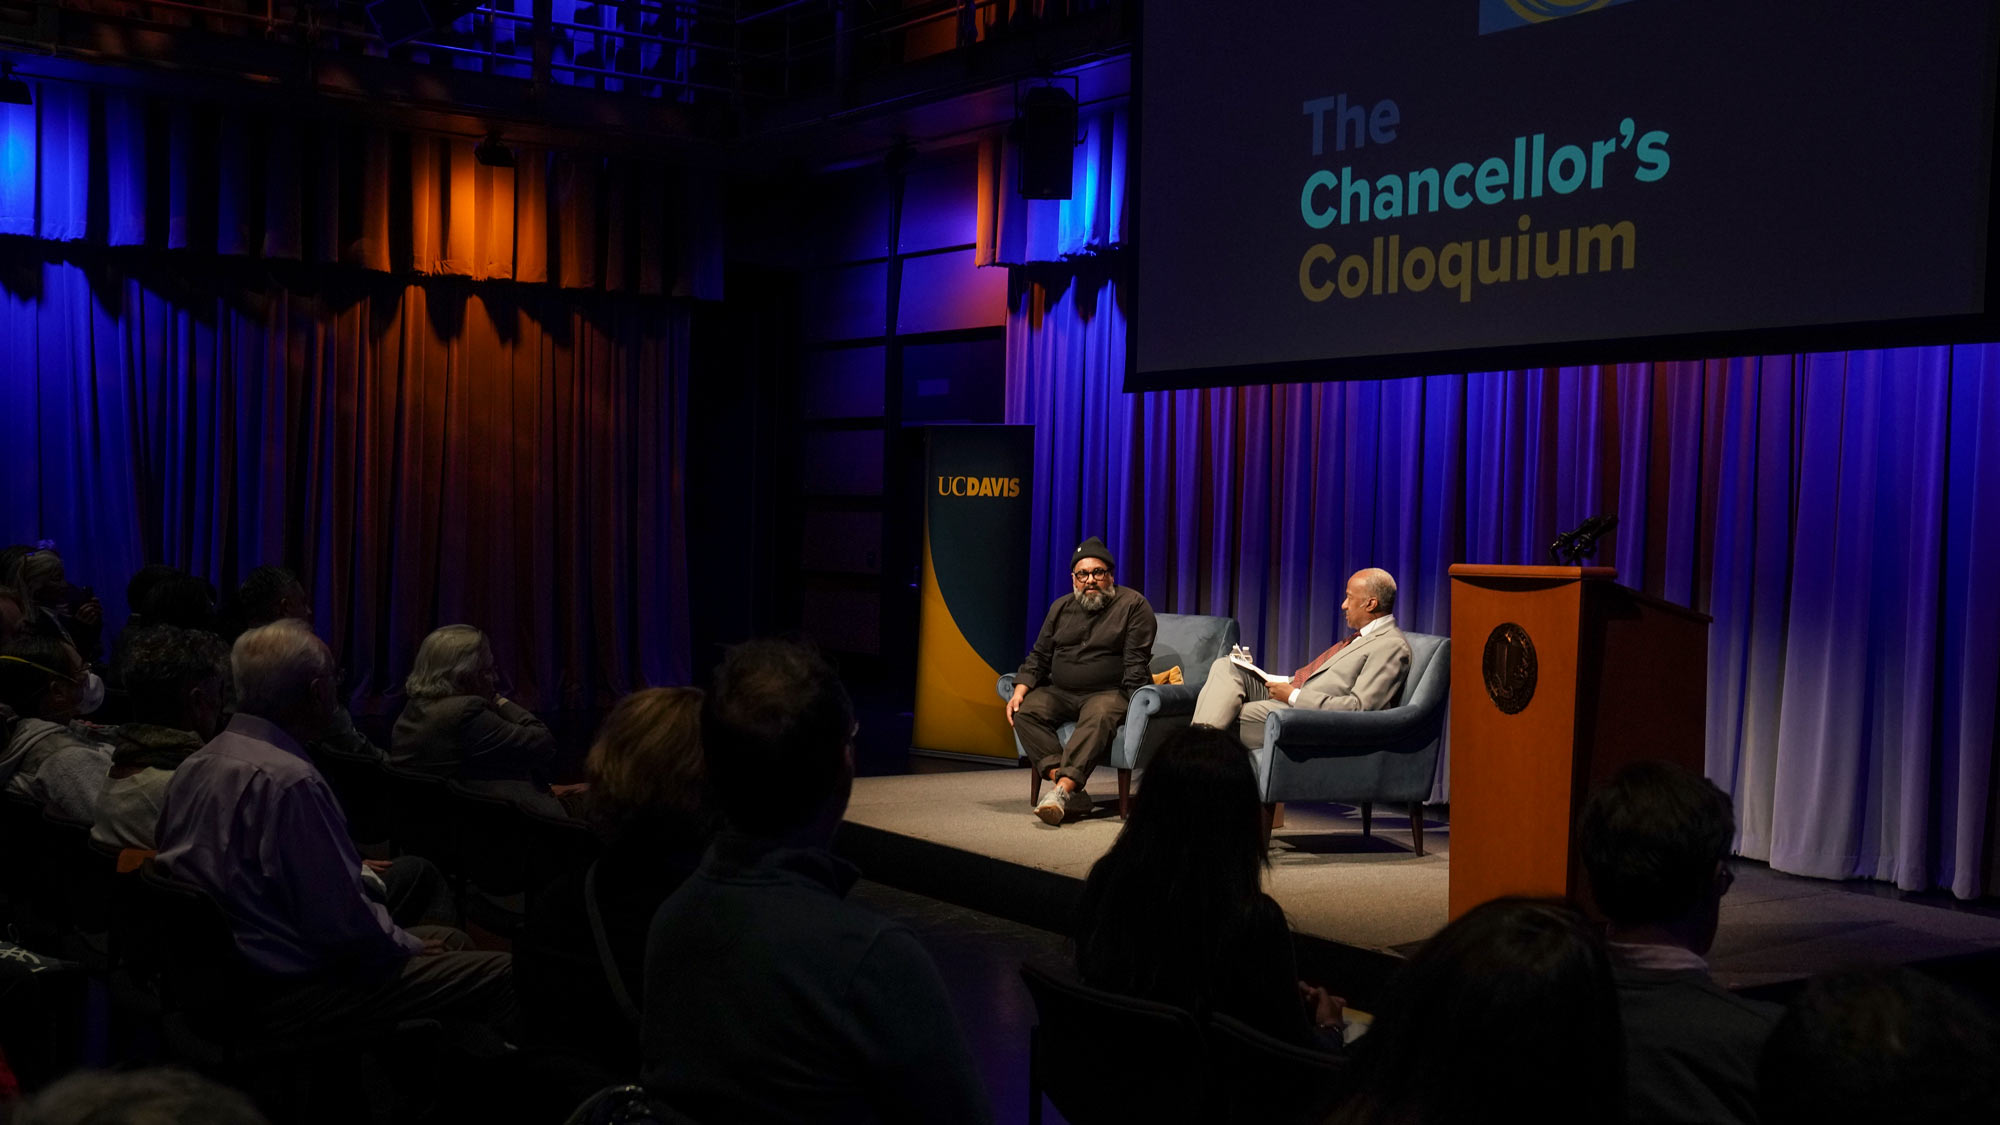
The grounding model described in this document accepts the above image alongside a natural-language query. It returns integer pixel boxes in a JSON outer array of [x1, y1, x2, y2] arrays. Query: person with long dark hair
[[1327, 897, 1625, 1125], [1074, 724, 1341, 1047]]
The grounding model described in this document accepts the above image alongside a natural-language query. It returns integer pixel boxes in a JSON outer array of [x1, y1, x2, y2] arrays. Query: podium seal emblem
[[1482, 622, 1537, 715]]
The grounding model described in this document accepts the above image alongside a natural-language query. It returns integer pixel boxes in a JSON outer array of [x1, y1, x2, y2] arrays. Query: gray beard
[[1076, 588, 1110, 614]]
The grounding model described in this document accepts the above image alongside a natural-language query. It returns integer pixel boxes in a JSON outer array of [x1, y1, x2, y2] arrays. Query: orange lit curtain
[[0, 252, 692, 715]]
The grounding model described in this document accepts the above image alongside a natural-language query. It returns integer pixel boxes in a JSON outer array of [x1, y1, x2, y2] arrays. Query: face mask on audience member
[[75, 670, 105, 716]]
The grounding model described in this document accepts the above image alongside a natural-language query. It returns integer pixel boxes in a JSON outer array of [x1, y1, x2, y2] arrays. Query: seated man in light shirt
[[154, 619, 514, 1034]]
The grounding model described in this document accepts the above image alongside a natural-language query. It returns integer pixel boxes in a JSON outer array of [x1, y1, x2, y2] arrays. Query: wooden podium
[[1447, 565, 1709, 919]]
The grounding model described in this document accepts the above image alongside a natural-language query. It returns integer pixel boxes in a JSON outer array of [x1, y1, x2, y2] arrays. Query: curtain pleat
[[0, 97, 34, 236], [1006, 272, 2000, 898], [37, 85, 90, 243]]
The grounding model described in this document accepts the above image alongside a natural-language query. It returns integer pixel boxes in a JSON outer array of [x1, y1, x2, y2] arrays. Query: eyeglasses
[[1072, 568, 1111, 582]]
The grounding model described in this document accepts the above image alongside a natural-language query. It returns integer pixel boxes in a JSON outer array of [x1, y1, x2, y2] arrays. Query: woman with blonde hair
[[389, 624, 560, 816], [517, 686, 713, 1078]]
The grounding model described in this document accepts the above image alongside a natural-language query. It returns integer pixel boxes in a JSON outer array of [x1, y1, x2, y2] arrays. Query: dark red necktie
[[1289, 636, 1351, 685]]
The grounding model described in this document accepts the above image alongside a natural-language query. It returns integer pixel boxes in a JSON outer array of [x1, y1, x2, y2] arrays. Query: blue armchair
[[998, 612, 1241, 818], [1250, 632, 1450, 854]]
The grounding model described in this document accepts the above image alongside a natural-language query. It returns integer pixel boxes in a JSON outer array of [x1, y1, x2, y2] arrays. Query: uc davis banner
[[914, 426, 1034, 759]]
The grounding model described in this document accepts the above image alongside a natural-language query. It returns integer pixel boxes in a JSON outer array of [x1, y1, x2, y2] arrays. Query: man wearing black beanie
[[1006, 537, 1156, 825]]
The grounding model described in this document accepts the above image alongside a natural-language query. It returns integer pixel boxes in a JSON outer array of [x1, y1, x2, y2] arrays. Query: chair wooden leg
[[1030, 769, 1042, 806], [1271, 802, 1285, 828], [1361, 802, 1373, 838], [1260, 803, 1275, 850], [1117, 769, 1131, 819], [1410, 802, 1425, 857]]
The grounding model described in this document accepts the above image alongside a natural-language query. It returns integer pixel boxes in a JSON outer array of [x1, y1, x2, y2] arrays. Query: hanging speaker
[[1016, 87, 1078, 200]]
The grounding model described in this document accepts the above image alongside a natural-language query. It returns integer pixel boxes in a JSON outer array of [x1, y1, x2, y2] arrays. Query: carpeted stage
[[835, 766, 2000, 1005]]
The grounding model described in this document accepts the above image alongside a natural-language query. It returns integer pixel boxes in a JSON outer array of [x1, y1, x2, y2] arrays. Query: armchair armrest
[[1130, 682, 1201, 718], [997, 674, 1018, 700], [1265, 705, 1438, 749]]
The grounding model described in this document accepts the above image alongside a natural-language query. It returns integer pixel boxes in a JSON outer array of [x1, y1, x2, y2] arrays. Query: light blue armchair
[[997, 612, 1241, 818], [1250, 632, 1451, 854]]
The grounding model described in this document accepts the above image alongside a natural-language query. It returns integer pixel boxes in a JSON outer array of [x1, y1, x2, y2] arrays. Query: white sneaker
[[1035, 786, 1068, 825]]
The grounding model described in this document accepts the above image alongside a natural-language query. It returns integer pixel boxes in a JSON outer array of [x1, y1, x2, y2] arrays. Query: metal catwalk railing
[[0, 0, 1114, 106]]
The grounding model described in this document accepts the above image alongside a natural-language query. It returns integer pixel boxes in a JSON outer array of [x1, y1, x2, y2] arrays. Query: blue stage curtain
[[0, 250, 693, 716], [1006, 270, 2000, 899]]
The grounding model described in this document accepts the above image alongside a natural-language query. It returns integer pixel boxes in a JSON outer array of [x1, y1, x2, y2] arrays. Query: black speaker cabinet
[[1017, 88, 1078, 201]]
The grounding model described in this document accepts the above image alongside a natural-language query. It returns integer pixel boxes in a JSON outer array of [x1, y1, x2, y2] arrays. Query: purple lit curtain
[[1005, 271, 2000, 899], [0, 251, 692, 716]]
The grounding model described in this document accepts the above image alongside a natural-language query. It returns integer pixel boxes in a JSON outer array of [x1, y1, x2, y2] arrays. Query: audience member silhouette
[[104, 565, 199, 721], [1758, 967, 2000, 1125], [390, 624, 562, 816], [91, 625, 228, 850], [122, 565, 187, 632], [519, 686, 714, 1076], [232, 565, 378, 760], [1578, 759, 1777, 1125], [1328, 898, 1624, 1125], [234, 565, 314, 631], [154, 620, 515, 1034], [13, 1066, 269, 1125], [1075, 724, 1342, 1047], [0, 634, 112, 820], [0, 586, 25, 644], [4, 547, 102, 663], [641, 639, 991, 1124], [131, 571, 218, 635]]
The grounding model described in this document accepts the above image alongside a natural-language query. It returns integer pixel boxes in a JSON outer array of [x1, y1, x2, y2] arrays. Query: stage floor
[[838, 766, 2000, 995]]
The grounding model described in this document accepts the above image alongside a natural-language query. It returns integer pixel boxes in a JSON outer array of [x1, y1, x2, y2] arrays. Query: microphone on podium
[[1549, 514, 1618, 565]]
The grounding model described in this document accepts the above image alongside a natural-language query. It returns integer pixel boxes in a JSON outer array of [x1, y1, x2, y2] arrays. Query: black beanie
[[1070, 537, 1115, 572]]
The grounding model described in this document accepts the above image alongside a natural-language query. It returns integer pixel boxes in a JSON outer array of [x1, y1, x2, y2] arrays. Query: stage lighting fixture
[[474, 133, 516, 168], [0, 64, 32, 107]]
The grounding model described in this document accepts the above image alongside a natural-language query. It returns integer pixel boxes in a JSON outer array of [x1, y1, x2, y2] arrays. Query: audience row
[[2, 545, 1996, 1125]]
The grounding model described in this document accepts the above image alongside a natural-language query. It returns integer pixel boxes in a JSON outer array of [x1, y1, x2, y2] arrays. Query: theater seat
[[997, 612, 1241, 818], [1206, 1012, 1350, 1124], [561, 1084, 705, 1125], [1019, 963, 1212, 1125], [130, 859, 440, 1121], [1252, 632, 1450, 855]]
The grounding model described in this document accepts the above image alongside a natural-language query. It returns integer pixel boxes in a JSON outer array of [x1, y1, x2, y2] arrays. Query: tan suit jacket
[[1290, 619, 1412, 712]]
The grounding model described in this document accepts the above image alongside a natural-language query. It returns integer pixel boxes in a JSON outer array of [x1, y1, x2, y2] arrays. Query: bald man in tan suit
[[1192, 568, 1412, 751]]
